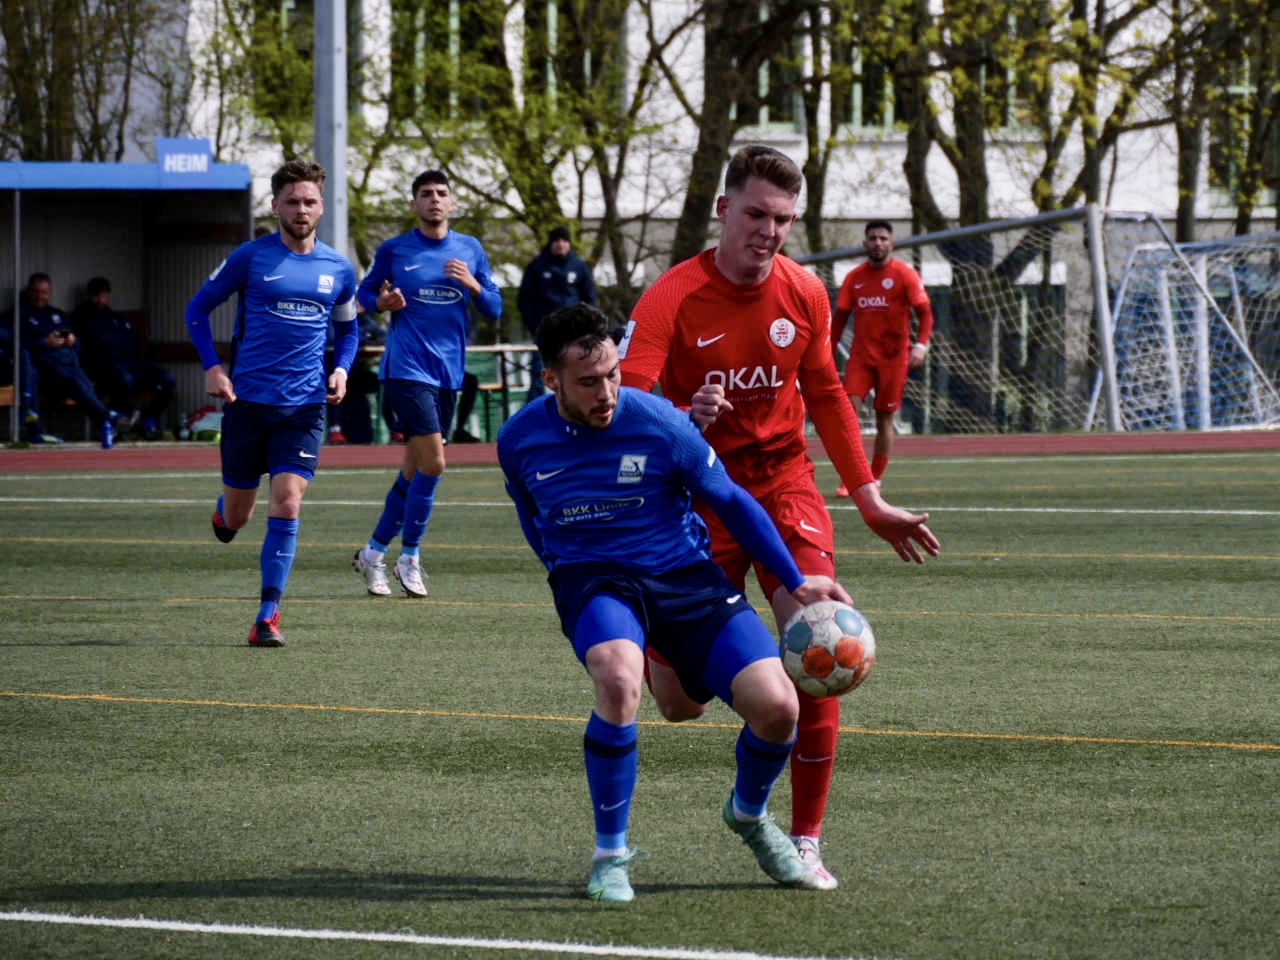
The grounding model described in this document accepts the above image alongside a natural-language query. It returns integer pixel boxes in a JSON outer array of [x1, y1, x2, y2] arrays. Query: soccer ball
[[779, 600, 876, 697]]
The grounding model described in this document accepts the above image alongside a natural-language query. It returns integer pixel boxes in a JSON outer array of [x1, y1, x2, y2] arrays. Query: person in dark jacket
[[71, 276, 175, 440], [15, 272, 117, 447], [517, 225, 596, 401]]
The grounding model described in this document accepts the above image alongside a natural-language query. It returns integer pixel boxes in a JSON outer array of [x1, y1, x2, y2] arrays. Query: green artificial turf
[[1, 452, 1276, 959]]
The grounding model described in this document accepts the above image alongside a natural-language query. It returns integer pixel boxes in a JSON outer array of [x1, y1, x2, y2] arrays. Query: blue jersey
[[186, 233, 357, 406], [498, 387, 803, 591], [356, 229, 502, 390]]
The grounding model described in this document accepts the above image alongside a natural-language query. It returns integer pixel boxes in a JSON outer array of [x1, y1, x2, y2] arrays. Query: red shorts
[[842, 350, 908, 412], [697, 462, 835, 604]]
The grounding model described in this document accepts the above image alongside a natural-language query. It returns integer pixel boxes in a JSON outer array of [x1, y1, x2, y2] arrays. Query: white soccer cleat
[[353, 547, 392, 597], [792, 835, 839, 891], [393, 554, 429, 598]]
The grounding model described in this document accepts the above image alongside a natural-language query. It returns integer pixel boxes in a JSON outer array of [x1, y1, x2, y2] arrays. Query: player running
[[186, 159, 358, 646], [831, 220, 935, 495], [619, 144, 939, 890]]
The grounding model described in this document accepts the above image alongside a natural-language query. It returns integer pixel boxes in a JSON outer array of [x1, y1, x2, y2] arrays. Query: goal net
[[801, 208, 1105, 434], [1091, 222, 1280, 431], [801, 208, 1280, 434]]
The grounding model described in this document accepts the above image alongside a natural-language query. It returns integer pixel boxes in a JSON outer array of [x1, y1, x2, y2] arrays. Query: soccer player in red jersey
[[619, 145, 939, 890], [831, 220, 934, 495]]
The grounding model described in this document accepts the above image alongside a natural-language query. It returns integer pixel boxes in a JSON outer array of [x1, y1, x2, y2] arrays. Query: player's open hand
[[850, 482, 940, 564], [791, 574, 854, 608]]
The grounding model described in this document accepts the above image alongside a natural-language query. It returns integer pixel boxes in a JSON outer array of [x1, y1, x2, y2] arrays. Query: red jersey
[[833, 258, 933, 363], [620, 249, 873, 491]]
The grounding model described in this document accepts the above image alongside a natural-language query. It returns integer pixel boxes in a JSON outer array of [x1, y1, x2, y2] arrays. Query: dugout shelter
[[1, 139, 252, 440]]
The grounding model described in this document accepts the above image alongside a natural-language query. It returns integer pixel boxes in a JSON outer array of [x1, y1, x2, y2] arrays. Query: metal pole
[[313, 0, 348, 258], [10, 190, 20, 443], [1085, 203, 1121, 430]]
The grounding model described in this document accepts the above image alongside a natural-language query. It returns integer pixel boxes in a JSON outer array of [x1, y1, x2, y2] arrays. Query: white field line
[[0, 494, 1277, 517], [0, 910, 873, 960]]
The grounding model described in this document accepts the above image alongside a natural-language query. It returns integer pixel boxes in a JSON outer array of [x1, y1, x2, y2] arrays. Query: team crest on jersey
[[881, 277, 895, 290], [769, 318, 796, 348], [617, 454, 647, 483], [318, 274, 335, 294]]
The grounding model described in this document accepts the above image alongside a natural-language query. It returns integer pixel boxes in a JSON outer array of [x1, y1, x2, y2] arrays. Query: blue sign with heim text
[[157, 138, 214, 186]]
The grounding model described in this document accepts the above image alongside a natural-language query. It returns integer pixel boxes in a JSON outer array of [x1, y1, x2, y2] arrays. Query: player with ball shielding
[[499, 303, 853, 903], [619, 145, 939, 889]]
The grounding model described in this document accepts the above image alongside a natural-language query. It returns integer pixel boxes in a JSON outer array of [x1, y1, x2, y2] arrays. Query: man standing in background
[[518, 225, 596, 402], [831, 220, 934, 495]]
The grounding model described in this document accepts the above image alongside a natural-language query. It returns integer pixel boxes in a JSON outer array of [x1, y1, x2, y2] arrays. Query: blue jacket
[[517, 246, 596, 335]]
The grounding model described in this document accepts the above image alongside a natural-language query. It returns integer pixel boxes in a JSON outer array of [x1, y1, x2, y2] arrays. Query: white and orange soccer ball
[[779, 600, 876, 697]]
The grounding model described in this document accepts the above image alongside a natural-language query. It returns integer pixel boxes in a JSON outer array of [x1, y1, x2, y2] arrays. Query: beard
[[280, 218, 316, 243]]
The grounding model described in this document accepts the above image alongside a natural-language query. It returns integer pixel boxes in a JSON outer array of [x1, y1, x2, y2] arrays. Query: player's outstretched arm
[[850, 482, 940, 564]]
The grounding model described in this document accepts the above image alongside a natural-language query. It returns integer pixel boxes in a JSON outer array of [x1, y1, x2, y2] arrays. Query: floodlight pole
[[314, 0, 348, 258]]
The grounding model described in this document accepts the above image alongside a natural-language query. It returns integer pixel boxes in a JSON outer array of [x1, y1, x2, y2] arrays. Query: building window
[[1208, 61, 1280, 200], [734, 2, 801, 129]]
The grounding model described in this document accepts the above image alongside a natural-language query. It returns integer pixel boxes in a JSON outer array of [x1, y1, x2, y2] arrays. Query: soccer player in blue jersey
[[185, 159, 358, 647], [352, 170, 502, 598], [498, 303, 855, 903]]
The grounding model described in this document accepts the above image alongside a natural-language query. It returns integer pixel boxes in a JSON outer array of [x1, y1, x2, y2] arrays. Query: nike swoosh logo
[[726, 594, 742, 604], [853, 283, 864, 289], [264, 274, 285, 281], [697, 334, 726, 347], [535, 468, 566, 480], [798, 519, 822, 533], [298, 450, 317, 459], [274, 551, 295, 559], [599, 800, 627, 812], [404, 264, 422, 271], [795, 753, 833, 764]]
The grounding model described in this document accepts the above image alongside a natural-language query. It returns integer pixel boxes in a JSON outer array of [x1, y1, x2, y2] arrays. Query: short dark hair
[[26, 272, 51, 290], [865, 220, 893, 235], [86, 276, 111, 296], [271, 159, 326, 198], [537, 303, 614, 370], [723, 144, 803, 197], [412, 170, 450, 195]]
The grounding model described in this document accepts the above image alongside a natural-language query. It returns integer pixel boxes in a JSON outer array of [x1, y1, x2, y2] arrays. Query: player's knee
[[653, 697, 706, 723]]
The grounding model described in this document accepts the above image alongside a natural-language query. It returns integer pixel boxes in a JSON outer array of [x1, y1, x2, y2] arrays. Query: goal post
[[1089, 216, 1280, 431]]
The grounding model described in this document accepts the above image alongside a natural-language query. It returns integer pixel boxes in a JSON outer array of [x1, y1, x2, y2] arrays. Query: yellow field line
[[2, 690, 1274, 753], [2, 594, 1276, 623]]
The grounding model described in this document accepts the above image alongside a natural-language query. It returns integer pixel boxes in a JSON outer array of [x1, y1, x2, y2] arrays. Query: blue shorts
[[382, 379, 456, 439], [549, 560, 778, 705], [219, 400, 324, 489]]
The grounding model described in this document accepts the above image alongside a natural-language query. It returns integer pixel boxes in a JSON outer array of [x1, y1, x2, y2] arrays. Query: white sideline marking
[[0, 495, 1277, 517], [0, 910, 870, 960]]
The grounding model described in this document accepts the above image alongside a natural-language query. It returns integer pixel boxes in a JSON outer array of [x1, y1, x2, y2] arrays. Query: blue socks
[[257, 516, 298, 622], [369, 474, 410, 551], [401, 471, 439, 553], [583, 713, 637, 852], [732, 725, 795, 819]]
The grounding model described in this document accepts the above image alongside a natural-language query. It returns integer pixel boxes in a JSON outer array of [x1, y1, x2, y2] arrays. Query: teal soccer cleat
[[721, 793, 803, 886], [586, 849, 639, 903]]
